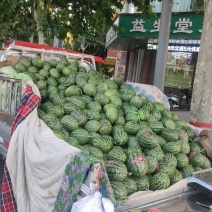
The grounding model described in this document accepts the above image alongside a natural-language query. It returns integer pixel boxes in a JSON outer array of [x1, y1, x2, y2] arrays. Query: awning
[[6, 40, 104, 64]]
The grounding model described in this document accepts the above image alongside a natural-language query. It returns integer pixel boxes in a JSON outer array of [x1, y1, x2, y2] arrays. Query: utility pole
[[190, 1, 212, 128], [153, 0, 173, 92]]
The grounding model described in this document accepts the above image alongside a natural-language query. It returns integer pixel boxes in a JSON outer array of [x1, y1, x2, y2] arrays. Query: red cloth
[[190, 121, 212, 129], [6, 40, 105, 64], [0, 86, 40, 212]]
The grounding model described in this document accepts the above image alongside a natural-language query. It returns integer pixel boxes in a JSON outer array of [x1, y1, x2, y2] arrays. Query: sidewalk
[[172, 110, 190, 123]]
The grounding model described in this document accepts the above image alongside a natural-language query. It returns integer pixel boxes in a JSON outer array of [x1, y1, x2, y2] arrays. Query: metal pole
[[82, 37, 85, 53], [153, 0, 173, 92]]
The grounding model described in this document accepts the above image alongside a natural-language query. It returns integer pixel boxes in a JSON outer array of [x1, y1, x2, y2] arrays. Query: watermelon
[[99, 119, 112, 135], [136, 128, 159, 150], [48, 59, 58, 67], [83, 83, 96, 97], [88, 101, 102, 112], [147, 147, 165, 162], [150, 173, 170, 191], [131, 175, 150, 191], [148, 119, 164, 134], [180, 165, 195, 178], [189, 151, 211, 169], [156, 162, 175, 178], [175, 153, 189, 168], [160, 129, 179, 142], [106, 160, 128, 181], [49, 68, 60, 79], [49, 105, 65, 118], [170, 169, 183, 185], [88, 146, 104, 160], [163, 153, 177, 167], [110, 181, 128, 200], [61, 115, 79, 132], [65, 86, 82, 97], [92, 136, 113, 153], [104, 103, 118, 123], [122, 177, 138, 196], [71, 128, 89, 145], [162, 142, 181, 155], [71, 110, 87, 126], [107, 146, 127, 163], [124, 121, 141, 135], [127, 136, 141, 151], [113, 75, 124, 87], [130, 95, 145, 108], [96, 83, 108, 93], [113, 128, 129, 146], [32, 57, 44, 68], [126, 149, 148, 177], [66, 136, 79, 147], [109, 95, 122, 108], [146, 155, 158, 174], [94, 94, 110, 106]]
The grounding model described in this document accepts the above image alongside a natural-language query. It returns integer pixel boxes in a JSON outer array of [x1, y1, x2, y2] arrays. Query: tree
[[190, 0, 212, 126], [0, 0, 153, 46]]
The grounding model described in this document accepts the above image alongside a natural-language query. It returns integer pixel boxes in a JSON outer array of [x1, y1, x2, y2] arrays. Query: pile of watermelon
[[11, 56, 211, 201]]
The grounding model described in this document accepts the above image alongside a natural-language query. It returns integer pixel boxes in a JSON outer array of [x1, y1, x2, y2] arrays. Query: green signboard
[[118, 12, 204, 39]]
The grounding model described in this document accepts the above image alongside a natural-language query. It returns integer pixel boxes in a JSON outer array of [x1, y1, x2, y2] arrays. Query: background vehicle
[[168, 89, 191, 110]]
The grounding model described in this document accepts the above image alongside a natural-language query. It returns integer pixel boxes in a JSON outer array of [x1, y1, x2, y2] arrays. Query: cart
[[0, 42, 104, 158]]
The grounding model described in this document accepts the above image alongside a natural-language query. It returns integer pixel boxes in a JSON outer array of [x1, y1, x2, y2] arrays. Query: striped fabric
[[0, 86, 40, 212]]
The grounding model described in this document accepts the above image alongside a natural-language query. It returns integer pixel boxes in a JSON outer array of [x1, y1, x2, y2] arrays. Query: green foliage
[[196, 0, 204, 8], [0, 0, 155, 46]]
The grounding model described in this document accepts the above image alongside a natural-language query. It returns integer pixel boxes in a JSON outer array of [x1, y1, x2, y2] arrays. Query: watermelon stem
[[200, 147, 206, 154]]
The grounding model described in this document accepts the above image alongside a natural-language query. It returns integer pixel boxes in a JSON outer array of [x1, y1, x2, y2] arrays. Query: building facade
[[106, 0, 204, 93]]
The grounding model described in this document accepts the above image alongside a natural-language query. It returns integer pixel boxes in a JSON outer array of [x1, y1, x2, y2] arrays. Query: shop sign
[[106, 27, 117, 45], [117, 12, 204, 39], [147, 44, 200, 52], [106, 18, 119, 45]]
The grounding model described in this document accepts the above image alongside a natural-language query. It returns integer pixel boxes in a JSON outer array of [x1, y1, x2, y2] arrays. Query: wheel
[[169, 101, 174, 110]]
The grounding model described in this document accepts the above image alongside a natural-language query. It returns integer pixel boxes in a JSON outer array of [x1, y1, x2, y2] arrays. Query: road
[[173, 110, 190, 123]]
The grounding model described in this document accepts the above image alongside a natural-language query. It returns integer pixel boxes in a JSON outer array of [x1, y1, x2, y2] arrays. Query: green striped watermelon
[[106, 161, 128, 181], [126, 149, 148, 177], [131, 175, 150, 191], [110, 181, 127, 200], [107, 146, 127, 163], [122, 177, 138, 196], [61, 115, 79, 132], [71, 128, 90, 145], [150, 173, 170, 191]]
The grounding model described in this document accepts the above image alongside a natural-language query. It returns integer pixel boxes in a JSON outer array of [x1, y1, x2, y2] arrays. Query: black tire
[[169, 101, 174, 110]]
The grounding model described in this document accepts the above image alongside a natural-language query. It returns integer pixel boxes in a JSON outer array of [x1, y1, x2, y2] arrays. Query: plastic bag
[[71, 191, 114, 212], [199, 129, 212, 159]]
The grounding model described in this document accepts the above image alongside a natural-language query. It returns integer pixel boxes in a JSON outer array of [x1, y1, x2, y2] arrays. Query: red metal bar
[[6, 40, 104, 64], [190, 121, 212, 129]]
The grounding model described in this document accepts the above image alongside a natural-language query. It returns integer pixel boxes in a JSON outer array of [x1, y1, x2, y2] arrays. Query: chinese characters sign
[[148, 44, 199, 52], [117, 12, 204, 39], [173, 18, 193, 34], [130, 19, 146, 32]]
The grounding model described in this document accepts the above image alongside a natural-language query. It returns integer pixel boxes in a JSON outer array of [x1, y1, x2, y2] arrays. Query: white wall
[[150, 0, 193, 13], [120, 0, 199, 14]]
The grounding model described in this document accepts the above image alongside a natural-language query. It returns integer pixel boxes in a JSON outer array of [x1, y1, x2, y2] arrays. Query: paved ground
[[172, 110, 191, 123]]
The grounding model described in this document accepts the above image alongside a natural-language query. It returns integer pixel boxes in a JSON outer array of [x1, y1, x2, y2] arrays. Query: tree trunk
[[33, 0, 45, 44], [190, 0, 212, 127]]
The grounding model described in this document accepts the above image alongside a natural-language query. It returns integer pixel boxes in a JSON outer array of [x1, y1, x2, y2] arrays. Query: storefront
[[106, 11, 204, 91]]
